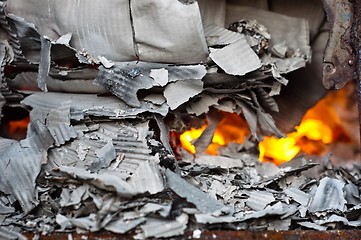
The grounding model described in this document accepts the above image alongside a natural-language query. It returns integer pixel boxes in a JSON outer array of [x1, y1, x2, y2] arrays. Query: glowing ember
[[8, 116, 30, 140]]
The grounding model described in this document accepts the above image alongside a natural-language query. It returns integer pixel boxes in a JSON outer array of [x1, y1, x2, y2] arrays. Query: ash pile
[[0, 0, 360, 239]]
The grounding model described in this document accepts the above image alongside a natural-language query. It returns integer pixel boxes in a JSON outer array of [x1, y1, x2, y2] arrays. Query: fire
[[258, 118, 334, 165], [259, 86, 351, 165], [179, 125, 206, 154], [179, 112, 249, 155], [179, 86, 352, 165]]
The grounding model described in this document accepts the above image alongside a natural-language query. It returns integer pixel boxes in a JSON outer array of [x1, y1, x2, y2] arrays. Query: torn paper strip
[[166, 169, 229, 214], [95, 62, 206, 108], [209, 36, 261, 76], [59, 166, 137, 198], [204, 24, 243, 46], [127, 161, 164, 195], [150, 68, 168, 87], [164, 79, 204, 110], [105, 217, 146, 234], [135, 214, 188, 239], [284, 188, 310, 207], [21, 92, 169, 120], [246, 191, 275, 211]]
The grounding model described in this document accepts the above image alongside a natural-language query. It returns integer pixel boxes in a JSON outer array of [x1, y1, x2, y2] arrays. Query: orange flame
[[259, 87, 351, 164], [258, 119, 333, 165], [179, 86, 352, 165], [179, 125, 206, 154], [179, 112, 249, 155]]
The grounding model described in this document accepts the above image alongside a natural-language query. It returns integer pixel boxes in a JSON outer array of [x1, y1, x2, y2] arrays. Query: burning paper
[[1, 1, 359, 239]]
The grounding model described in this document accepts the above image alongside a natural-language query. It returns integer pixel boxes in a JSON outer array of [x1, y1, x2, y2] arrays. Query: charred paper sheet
[[21, 92, 169, 120], [2, 0, 311, 150], [209, 36, 262, 76], [95, 62, 206, 108], [0, 121, 54, 214], [7, 0, 208, 63], [1, 124, 361, 237]]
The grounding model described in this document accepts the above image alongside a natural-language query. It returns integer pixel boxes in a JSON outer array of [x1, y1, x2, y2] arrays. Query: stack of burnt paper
[[0, 0, 359, 239], [1, 0, 310, 139]]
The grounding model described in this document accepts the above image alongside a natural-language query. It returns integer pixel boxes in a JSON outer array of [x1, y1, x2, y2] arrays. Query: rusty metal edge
[[322, 0, 356, 90], [355, 0, 361, 151]]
